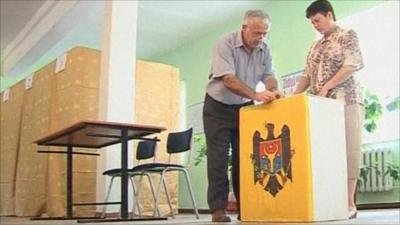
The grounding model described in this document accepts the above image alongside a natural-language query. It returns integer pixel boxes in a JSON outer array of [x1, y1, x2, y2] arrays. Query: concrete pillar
[[96, 0, 138, 212]]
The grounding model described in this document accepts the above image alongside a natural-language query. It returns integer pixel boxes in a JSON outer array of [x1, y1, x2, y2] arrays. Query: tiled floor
[[1, 209, 399, 225]]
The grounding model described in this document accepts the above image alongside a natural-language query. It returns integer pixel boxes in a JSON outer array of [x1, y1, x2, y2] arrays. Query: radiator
[[359, 148, 393, 192]]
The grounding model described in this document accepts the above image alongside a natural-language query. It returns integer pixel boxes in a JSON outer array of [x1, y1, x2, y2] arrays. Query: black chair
[[101, 140, 161, 218], [134, 128, 199, 219]]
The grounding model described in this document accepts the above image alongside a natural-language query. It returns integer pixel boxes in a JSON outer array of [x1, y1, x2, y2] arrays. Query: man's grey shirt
[[206, 31, 275, 105]]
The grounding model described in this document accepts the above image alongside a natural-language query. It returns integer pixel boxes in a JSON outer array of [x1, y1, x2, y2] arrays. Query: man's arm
[[293, 76, 310, 94], [221, 74, 276, 103], [264, 76, 284, 99], [264, 76, 278, 91]]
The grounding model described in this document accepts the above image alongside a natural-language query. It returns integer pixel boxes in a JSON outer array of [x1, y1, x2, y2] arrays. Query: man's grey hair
[[243, 9, 271, 26]]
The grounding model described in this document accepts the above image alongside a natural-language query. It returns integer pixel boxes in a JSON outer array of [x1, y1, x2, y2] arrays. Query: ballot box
[[239, 94, 348, 222]]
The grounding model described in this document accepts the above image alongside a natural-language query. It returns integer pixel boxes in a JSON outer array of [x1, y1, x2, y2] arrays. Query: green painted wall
[[152, 1, 386, 210], [154, 0, 385, 106]]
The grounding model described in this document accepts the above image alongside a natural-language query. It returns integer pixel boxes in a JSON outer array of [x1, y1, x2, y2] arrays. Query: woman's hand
[[317, 86, 329, 97]]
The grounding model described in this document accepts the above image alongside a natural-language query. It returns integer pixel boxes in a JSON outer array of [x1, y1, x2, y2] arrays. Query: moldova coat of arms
[[251, 123, 294, 197]]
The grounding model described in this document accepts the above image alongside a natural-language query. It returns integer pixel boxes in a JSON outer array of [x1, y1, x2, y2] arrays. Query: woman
[[294, 0, 364, 219]]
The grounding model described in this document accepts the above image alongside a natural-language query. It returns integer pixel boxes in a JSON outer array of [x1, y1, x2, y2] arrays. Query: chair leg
[[132, 174, 144, 217], [161, 174, 175, 218], [144, 173, 161, 217], [129, 176, 141, 218], [182, 169, 200, 219], [101, 176, 115, 218], [153, 171, 166, 217]]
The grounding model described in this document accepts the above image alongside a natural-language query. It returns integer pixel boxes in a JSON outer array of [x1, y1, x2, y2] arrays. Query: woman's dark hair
[[306, 0, 336, 21]]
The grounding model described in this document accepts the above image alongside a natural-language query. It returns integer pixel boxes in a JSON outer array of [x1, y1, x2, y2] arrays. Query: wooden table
[[33, 120, 166, 222]]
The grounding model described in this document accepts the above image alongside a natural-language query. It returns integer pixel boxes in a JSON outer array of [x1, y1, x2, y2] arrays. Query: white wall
[[338, 1, 400, 143]]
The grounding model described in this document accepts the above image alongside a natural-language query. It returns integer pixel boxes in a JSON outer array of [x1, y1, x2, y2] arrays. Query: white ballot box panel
[[308, 96, 347, 221]]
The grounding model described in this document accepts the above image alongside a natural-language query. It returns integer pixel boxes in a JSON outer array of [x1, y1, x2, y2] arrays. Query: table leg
[[120, 128, 128, 219], [31, 148, 102, 221]]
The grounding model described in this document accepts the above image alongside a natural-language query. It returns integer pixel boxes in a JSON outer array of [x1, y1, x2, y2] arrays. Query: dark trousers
[[203, 94, 252, 212]]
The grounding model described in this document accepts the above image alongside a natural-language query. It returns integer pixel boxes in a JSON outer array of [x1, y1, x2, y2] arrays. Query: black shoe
[[212, 209, 231, 222]]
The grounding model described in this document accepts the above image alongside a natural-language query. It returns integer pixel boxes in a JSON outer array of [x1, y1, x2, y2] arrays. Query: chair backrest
[[166, 128, 193, 154], [165, 128, 193, 165], [136, 140, 157, 163]]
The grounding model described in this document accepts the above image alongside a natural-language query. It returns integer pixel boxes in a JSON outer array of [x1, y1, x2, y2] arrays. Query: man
[[294, 0, 364, 219], [203, 9, 281, 222]]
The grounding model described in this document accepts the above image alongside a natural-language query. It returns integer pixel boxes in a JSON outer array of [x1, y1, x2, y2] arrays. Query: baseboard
[[101, 204, 400, 216], [178, 208, 210, 214], [94, 212, 119, 218], [357, 202, 400, 209], [178, 203, 400, 214], [98, 210, 210, 217]]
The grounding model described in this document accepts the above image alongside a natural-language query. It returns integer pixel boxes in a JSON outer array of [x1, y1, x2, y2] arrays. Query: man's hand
[[253, 90, 277, 103], [262, 77, 285, 102], [221, 74, 284, 103], [273, 90, 285, 99]]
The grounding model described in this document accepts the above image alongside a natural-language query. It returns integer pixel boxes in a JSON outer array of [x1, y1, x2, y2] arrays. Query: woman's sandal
[[348, 209, 358, 219]]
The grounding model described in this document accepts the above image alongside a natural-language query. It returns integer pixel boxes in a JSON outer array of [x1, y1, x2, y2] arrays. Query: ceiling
[[0, 0, 46, 50], [0, 0, 267, 79]]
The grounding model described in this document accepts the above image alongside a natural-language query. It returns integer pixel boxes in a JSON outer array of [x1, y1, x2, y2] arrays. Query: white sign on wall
[[55, 53, 67, 73], [25, 73, 34, 90], [2, 88, 10, 102], [281, 70, 303, 95]]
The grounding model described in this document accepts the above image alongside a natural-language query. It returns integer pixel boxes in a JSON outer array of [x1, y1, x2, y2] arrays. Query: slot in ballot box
[[239, 94, 348, 222]]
